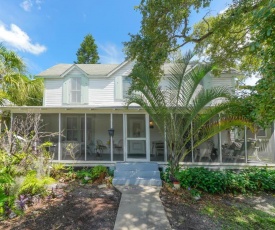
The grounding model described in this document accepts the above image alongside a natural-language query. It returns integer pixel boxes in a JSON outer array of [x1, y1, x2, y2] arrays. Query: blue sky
[[0, 0, 232, 76]]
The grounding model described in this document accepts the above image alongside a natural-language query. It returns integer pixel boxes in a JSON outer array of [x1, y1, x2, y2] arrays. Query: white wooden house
[[2, 61, 274, 166]]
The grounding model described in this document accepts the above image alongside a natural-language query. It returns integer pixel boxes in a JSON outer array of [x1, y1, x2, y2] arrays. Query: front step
[[112, 162, 162, 187]]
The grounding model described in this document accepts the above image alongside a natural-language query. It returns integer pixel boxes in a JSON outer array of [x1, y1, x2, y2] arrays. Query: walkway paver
[[114, 185, 171, 230]]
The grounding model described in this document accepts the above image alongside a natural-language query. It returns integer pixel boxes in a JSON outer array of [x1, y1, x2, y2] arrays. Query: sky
[[0, 0, 233, 76]]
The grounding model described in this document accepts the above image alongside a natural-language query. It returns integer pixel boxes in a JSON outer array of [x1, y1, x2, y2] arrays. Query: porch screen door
[[126, 114, 148, 161]]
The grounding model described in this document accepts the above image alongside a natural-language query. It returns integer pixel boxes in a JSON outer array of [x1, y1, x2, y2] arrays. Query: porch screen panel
[[113, 114, 123, 161], [150, 119, 165, 162], [127, 114, 147, 159], [91, 114, 111, 161], [221, 127, 246, 163], [247, 124, 275, 163], [61, 114, 84, 160], [41, 114, 59, 160]]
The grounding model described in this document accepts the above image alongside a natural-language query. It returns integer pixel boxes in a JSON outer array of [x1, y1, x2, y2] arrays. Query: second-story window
[[71, 77, 81, 103]]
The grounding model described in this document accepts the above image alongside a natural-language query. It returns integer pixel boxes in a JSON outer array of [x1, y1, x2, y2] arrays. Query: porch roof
[[0, 105, 145, 113]]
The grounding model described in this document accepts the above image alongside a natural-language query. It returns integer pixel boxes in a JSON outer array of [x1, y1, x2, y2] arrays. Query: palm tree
[[0, 44, 43, 106], [127, 51, 253, 174]]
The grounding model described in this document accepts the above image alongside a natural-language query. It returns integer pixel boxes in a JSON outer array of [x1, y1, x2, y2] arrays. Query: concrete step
[[112, 177, 162, 186], [113, 162, 162, 187], [115, 162, 159, 171], [114, 170, 160, 179]]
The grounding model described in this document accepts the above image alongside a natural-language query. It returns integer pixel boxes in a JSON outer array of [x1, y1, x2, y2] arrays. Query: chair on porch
[[114, 139, 123, 154], [196, 140, 214, 162], [96, 139, 107, 154]]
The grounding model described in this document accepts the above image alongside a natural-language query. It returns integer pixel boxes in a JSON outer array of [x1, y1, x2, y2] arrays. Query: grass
[[200, 199, 275, 230]]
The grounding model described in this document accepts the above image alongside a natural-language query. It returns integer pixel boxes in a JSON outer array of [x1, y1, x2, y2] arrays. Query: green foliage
[[75, 34, 99, 64], [0, 44, 43, 106], [125, 0, 213, 82], [18, 171, 55, 196], [201, 200, 275, 229], [91, 165, 107, 180], [0, 170, 15, 215], [50, 163, 65, 179], [177, 167, 228, 194], [76, 168, 93, 184], [176, 167, 275, 195], [127, 51, 253, 174]]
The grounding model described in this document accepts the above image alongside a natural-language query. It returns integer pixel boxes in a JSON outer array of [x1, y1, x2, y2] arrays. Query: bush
[[0, 171, 14, 215], [50, 163, 65, 179], [91, 165, 107, 180], [176, 167, 275, 195], [18, 171, 55, 196]]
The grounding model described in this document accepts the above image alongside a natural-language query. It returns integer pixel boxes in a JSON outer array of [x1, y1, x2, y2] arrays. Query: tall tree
[[75, 34, 99, 64], [0, 44, 43, 106], [127, 51, 253, 174], [193, 0, 275, 126]]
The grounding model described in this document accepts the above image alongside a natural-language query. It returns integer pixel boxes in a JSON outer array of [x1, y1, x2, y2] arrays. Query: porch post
[[58, 113, 61, 161], [273, 121, 275, 162], [123, 114, 126, 161], [218, 114, 222, 163], [164, 126, 167, 162], [110, 113, 113, 162], [145, 114, 150, 161], [191, 121, 194, 163], [10, 113, 13, 131], [244, 125, 248, 163], [85, 113, 87, 161]]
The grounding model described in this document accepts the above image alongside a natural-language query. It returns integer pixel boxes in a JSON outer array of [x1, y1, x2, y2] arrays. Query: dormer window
[[71, 77, 81, 103], [62, 75, 88, 105]]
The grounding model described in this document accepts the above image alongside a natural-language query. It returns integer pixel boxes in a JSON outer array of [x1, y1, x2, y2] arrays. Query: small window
[[257, 128, 267, 137], [71, 78, 81, 103], [123, 76, 132, 98]]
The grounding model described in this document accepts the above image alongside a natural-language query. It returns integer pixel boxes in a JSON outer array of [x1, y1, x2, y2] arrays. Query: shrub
[[76, 168, 93, 184], [0, 171, 14, 215], [91, 165, 107, 180], [18, 171, 55, 196], [50, 163, 65, 179], [176, 167, 275, 195]]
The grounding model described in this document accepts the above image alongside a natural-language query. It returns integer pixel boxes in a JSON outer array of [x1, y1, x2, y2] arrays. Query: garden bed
[[0, 182, 121, 230], [160, 185, 275, 230]]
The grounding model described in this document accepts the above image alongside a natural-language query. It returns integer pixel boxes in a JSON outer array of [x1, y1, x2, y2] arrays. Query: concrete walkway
[[114, 185, 171, 230]]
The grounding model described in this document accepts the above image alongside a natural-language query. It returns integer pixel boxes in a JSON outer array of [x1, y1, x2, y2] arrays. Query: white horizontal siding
[[44, 79, 63, 106], [89, 78, 114, 104]]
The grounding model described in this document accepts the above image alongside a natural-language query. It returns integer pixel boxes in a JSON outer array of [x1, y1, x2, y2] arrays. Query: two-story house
[[2, 60, 274, 166]]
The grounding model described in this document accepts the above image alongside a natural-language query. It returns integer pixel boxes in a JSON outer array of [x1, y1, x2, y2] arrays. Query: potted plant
[[170, 175, 180, 189]]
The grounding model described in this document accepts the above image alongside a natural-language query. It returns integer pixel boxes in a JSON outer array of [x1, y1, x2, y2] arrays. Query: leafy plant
[[176, 167, 275, 195], [76, 168, 93, 184], [0, 171, 14, 215], [91, 165, 107, 181], [15, 195, 28, 210], [18, 171, 55, 196], [50, 163, 65, 179]]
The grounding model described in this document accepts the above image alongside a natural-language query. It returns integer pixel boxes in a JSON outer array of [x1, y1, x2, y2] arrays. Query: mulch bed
[[1, 182, 121, 230]]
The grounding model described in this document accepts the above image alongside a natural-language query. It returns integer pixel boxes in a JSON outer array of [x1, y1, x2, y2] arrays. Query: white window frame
[[70, 77, 81, 104]]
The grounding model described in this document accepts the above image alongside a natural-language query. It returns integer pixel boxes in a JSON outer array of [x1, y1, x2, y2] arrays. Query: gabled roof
[[36, 63, 120, 78]]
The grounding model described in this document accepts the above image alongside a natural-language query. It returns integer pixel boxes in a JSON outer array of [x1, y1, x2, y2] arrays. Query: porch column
[[58, 113, 61, 161], [145, 114, 150, 161], [244, 125, 248, 163], [191, 121, 194, 163], [85, 113, 87, 161], [110, 113, 113, 162], [218, 114, 222, 163]]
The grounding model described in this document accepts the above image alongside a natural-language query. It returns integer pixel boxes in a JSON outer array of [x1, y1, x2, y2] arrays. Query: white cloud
[[219, 6, 229, 15], [0, 23, 46, 55], [20, 0, 43, 11], [99, 43, 125, 64], [20, 0, 33, 12]]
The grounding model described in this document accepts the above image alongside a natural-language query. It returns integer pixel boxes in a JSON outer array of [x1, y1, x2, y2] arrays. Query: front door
[[125, 114, 149, 161]]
